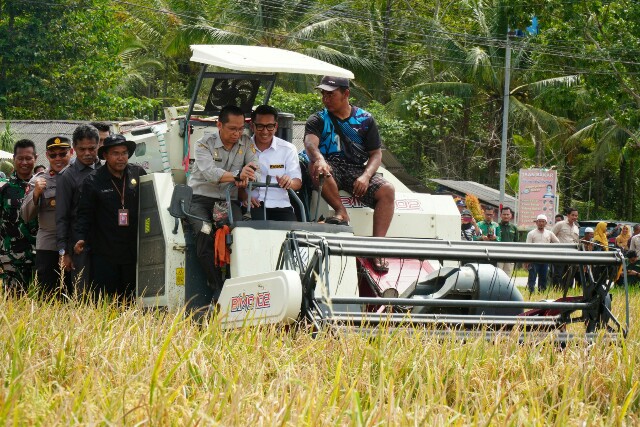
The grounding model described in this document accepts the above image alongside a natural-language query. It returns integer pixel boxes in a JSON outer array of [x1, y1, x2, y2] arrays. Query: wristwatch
[[233, 170, 242, 182]]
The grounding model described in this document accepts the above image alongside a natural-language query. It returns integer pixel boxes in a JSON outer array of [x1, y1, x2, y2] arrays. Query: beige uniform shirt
[[188, 132, 258, 199], [552, 220, 579, 244], [526, 228, 560, 244], [20, 169, 58, 251]]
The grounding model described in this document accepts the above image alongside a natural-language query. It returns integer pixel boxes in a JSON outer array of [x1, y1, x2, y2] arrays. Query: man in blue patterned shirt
[[304, 76, 395, 272]]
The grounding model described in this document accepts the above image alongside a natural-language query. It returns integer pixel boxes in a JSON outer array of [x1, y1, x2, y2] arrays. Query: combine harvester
[[119, 45, 629, 342]]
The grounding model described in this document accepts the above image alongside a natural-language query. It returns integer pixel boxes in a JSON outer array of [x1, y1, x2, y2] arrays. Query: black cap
[[98, 134, 136, 160], [316, 76, 350, 91], [46, 136, 71, 150]]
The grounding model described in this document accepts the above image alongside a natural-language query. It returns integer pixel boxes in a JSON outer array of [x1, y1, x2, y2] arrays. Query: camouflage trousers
[[1, 255, 35, 292]]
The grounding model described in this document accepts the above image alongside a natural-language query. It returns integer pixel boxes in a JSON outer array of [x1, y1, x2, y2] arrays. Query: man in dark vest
[[73, 135, 146, 299]]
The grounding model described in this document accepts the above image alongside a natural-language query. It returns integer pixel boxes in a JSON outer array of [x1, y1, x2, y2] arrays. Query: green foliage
[[0, 122, 14, 152], [266, 86, 324, 121], [2, 0, 640, 218], [0, 0, 127, 119]]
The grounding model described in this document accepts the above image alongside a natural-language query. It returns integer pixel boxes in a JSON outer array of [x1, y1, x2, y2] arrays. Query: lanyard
[[111, 171, 127, 209]]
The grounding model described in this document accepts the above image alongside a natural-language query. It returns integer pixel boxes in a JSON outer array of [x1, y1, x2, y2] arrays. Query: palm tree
[[384, 0, 575, 185], [174, 0, 374, 92]]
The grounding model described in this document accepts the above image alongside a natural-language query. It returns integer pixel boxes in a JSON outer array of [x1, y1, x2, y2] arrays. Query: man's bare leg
[[320, 176, 350, 222], [372, 182, 395, 237]]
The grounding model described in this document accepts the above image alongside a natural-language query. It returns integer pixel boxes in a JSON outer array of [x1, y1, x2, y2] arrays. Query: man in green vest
[[475, 207, 501, 242], [497, 207, 518, 276]]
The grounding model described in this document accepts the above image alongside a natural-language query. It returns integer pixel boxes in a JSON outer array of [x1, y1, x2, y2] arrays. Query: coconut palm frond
[[292, 17, 346, 39], [567, 117, 616, 143], [301, 46, 375, 74], [513, 75, 580, 97], [509, 97, 571, 138]]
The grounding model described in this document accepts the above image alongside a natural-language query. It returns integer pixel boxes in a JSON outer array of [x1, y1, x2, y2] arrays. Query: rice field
[[1, 286, 640, 425]]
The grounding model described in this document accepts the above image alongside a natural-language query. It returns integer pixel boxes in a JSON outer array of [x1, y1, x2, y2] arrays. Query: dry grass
[[1, 287, 640, 425]]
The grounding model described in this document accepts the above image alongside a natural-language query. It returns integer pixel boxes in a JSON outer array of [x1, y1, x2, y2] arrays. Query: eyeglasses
[[254, 123, 277, 131], [47, 151, 69, 159], [224, 125, 245, 134]]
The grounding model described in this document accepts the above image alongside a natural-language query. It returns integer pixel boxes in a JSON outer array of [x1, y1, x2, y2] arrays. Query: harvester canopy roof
[[190, 45, 355, 78]]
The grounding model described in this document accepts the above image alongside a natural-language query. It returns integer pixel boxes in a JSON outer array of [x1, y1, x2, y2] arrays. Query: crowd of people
[[458, 201, 640, 292], [0, 76, 397, 301], [4, 72, 636, 301]]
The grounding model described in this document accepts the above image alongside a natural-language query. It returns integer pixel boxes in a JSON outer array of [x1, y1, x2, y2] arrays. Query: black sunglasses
[[48, 151, 69, 159]]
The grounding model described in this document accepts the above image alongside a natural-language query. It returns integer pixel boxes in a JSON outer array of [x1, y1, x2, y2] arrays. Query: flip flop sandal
[[372, 257, 389, 273], [324, 215, 349, 226]]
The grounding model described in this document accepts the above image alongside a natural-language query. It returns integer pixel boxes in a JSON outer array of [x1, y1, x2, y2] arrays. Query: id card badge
[[118, 209, 129, 226]]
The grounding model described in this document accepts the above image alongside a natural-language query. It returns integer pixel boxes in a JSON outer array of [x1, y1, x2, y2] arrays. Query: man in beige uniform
[[20, 136, 72, 294], [552, 207, 580, 288], [187, 105, 258, 300]]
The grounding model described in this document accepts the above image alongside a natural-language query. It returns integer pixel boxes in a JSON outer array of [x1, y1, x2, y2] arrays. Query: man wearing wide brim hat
[[73, 134, 146, 300], [20, 136, 72, 295], [97, 134, 136, 160]]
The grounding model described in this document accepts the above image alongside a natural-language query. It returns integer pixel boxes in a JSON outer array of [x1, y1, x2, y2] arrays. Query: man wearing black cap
[[0, 139, 38, 291], [73, 134, 146, 299], [56, 124, 101, 292], [304, 76, 395, 273], [20, 136, 72, 294]]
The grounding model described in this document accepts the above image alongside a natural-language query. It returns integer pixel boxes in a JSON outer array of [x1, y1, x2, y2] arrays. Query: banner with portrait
[[517, 168, 558, 227]]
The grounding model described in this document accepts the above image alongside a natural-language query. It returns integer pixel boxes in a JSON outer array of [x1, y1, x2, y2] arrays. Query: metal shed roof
[[190, 45, 354, 78], [430, 178, 516, 209], [0, 120, 92, 159]]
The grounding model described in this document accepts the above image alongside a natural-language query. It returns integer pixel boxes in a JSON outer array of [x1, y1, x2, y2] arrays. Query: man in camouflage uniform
[[0, 139, 38, 291]]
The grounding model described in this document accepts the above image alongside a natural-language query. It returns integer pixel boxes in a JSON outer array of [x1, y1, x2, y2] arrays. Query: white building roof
[[190, 45, 354, 78]]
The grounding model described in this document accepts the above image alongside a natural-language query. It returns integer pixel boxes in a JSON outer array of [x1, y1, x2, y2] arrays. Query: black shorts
[[325, 156, 387, 208]]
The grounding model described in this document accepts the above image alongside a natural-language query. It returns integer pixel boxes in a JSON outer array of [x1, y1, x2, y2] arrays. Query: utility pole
[[499, 33, 511, 212]]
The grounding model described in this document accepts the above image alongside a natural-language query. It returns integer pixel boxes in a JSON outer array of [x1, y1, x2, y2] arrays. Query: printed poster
[[517, 168, 557, 227]]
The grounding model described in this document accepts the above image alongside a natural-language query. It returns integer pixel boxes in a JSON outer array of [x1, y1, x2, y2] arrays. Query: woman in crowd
[[615, 225, 631, 252], [593, 221, 609, 251]]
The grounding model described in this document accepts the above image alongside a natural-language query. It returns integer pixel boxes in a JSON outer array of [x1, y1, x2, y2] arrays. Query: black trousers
[[250, 203, 297, 221], [188, 195, 241, 301], [35, 250, 67, 295], [71, 250, 92, 295], [91, 254, 136, 300]]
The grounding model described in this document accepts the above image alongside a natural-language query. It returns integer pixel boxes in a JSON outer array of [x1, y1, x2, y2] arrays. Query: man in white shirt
[[248, 105, 302, 221], [551, 207, 580, 288], [628, 224, 640, 253], [526, 214, 560, 293]]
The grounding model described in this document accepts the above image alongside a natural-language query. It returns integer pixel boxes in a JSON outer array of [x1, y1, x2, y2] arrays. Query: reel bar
[[328, 296, 593, 310], [288, 233, 622, 265], [328, 312, 561, 327]]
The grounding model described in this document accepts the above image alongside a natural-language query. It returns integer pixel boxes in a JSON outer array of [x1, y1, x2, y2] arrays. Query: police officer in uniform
[[0, 139, 38, 291], [56, 124, 101, 293], [187, 105, 258, 300], [73, 134, 146, 299], [20, 136, 72, 294]]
